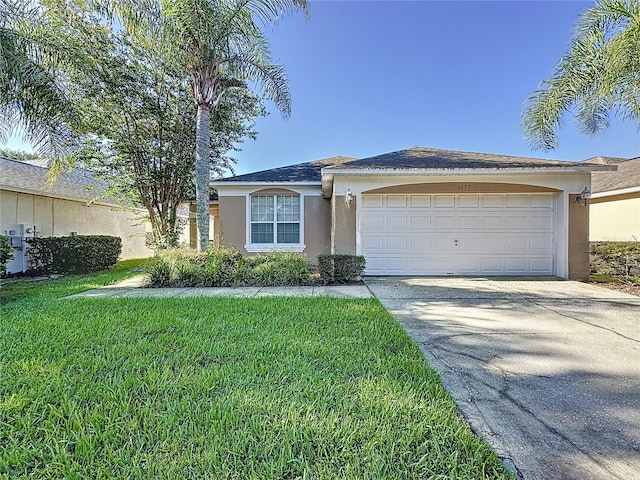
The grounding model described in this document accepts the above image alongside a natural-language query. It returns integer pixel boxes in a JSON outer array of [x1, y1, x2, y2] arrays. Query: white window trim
[[245, 192, 305, 252]]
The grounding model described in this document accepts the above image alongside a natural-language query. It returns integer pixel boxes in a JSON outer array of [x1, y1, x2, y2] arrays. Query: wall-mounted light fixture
[[575, 187, 591, 206], [344, 189, 354, 209]]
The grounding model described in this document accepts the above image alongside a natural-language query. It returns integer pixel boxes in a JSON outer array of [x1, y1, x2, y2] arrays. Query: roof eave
[[0, 184, 119, 207], [591, 186, 640, 198], [324, 166, 615, 176], [212, 180, 321, 187]]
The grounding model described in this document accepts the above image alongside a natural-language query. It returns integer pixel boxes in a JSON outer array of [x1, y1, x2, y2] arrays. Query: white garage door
[[361, 193, 556, 276]]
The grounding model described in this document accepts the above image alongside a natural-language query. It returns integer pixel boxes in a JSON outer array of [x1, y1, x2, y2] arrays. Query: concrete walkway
[[366, 277, 640, 480], [68, 275, 373, 299]]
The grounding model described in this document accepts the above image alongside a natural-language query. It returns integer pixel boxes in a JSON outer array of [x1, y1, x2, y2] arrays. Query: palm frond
[[0, 3, 73, 159], [522, 0, 640, 150]]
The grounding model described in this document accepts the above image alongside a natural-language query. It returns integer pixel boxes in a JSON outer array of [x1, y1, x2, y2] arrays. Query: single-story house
[[586, 156, 640, 242], [0, 156, 157, 273], [212, 147, 615, 280]]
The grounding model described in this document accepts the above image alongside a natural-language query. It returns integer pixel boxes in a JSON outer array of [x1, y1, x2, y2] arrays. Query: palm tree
[[522, 0, 640, 150], [0, 0, 73, 159], [109, 0, 308, 250]]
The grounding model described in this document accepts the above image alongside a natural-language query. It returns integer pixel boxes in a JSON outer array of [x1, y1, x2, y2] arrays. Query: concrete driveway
[[365, 277, 640, 480]]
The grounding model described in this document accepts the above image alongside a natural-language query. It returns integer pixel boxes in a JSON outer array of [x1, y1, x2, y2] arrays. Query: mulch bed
[[592, 283, 640, 297]]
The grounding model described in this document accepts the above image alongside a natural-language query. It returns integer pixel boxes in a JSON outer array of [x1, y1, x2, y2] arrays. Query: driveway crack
[[421, 339, 625, 480], [528, 300, 640, 344]]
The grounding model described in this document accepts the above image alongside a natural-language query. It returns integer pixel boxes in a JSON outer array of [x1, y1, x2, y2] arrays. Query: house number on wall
[[457, 184, 472, 190]]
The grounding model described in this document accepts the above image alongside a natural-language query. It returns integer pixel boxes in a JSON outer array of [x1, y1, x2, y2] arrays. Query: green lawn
[[1, 262, 512, 479]]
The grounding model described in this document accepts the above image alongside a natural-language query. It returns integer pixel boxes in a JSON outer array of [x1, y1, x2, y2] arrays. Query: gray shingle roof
[[590, 157, 640, 193], [216, 156, 356, 183], [0, 156, 115, 205], [324, 147, 603, 171]]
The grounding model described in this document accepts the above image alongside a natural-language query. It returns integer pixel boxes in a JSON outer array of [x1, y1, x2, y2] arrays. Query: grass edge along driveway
[[1, 265, 512, 479]]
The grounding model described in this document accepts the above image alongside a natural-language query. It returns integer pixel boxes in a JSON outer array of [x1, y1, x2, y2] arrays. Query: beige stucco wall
[[332, 194, 356, 254], [218, 196, 247, 254], [218, 193, 331, 263], [1, 190, 153, 272], [568, 193, 590, 280], [589, 195, 640, 241], [365, 182, 559, 194], [304, 196, 331, 262]]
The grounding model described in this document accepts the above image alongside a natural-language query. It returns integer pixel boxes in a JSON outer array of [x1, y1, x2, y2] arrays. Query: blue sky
[[4, 0, 639, 175], [232, 0, 639, 174]]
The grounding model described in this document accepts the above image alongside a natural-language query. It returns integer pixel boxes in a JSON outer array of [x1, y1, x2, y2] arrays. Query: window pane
[[251, 223, 273, 243], [277, 223, 299, 243], [251, 196, 274, 222], [276, 195, 300, 222]]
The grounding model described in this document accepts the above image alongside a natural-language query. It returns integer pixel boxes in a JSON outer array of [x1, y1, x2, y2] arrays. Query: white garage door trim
[[360, 193, 556, 276]]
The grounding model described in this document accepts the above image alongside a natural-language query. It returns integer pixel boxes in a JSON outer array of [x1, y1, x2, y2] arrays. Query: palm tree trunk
[[195, 103, 211, 252]]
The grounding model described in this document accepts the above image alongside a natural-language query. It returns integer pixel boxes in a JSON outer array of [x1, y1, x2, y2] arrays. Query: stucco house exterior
[[587, 156, 640, 242], [212, 147, 614, 280], [0, 156, 155, 274]]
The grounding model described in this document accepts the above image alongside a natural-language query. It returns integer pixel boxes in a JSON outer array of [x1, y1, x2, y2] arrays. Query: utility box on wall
[[3, 224, 37, 274]]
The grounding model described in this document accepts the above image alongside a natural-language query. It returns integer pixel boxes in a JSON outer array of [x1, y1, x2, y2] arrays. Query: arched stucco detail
[[363, 182, 560, 195]]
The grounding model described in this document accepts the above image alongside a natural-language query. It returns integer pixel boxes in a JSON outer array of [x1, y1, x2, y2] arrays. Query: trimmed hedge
[[590, 241, 640, 284], [27, 235, 122, 274], [317, 254, 366, 284], [0, 236, 13, 277], [146, 248, 311, 287]]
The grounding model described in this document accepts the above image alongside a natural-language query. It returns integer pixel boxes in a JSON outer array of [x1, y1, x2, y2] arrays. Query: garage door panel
[[386, 236, 407, 250], [506, 236, 528, 252], [506, 215, 527, 229], [505, 258, 528, 272], [481, 257, 504, 273], [529, 236, 552, 251], [410, 215, 431, 229], [506, 195, 528, 208], [361, 215, 383, 230], [481, 216, 504, 229], [482, 195, 504, 207], [410, 195, 431, 207], [361, 193, 556, 276], [431, 256, 456, 272], [407, 257, 431, 271], [362, 235, 383, 250], [434, 195, 455, 207], [365, 256, 384, 274], [386, 215, 407, 230], [473, 236, 504, 252], [530, 195, 553, 208], [386, 195, 407, 207], [409, 236, 430, 252], [434, 215, 455, 229], [530, 215, 553, 230], [457, 257, 481, 273], [457, 216, 479, 229], [384, 256, 408, 272], [458, 195, 479, 208], [362, 195, 383, 207], [530, 258, 553, 272]]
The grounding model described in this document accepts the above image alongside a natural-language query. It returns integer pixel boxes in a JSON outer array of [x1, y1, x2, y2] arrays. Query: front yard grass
[[1, 267, 511, 479]]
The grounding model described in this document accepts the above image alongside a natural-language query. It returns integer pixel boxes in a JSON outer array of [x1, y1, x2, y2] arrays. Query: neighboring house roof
[[0, 156, 116, 205], [588, 156, 640, 195], [324, 147, 610, 172], [214, 156, 356, 184]]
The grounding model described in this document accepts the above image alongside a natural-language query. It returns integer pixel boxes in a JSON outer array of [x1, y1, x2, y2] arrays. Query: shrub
[[249, 252, 311, 286], [317, 254, 366, 284], [0, 236, 14, 277], [146, 248, 311, 287], [590, 242, 640, 284], [27, 235, 122, 274]]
